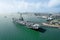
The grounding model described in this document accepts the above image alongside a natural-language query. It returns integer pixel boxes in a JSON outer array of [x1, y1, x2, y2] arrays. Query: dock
[[42, 23, 60, 28]]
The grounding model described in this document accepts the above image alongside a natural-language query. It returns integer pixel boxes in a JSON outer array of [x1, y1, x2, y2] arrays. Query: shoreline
[[42, 23, 60, 28]]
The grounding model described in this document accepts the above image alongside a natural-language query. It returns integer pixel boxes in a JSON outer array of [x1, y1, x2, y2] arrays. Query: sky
[[0, 0, 60, 13]]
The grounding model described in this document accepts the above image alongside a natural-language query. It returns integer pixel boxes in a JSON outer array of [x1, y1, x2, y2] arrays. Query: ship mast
[[19, 13, 24, 21]]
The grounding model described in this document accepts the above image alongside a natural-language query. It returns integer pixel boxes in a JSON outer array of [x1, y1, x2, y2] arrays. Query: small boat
[[4, 16, 7, 18]]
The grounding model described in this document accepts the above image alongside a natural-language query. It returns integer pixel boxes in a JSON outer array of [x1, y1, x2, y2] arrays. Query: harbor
[[0, 13, 60, 40], [0, 0, 60, 40], [12, 13, 60, 29]]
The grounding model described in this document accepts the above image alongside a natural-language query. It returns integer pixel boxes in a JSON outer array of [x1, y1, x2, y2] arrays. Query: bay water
[[0, 13, 60, 40]]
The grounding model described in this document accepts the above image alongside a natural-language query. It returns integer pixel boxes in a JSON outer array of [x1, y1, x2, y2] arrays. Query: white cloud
[[0, 2, 16, 13], [0, 1, 42, 13], [17, 1, 42, 11], [0, 0, 60, 13], [48, 0, 60, 7]]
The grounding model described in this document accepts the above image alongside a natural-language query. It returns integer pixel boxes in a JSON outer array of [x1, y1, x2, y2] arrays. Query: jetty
[[42, 23, 60, 28]]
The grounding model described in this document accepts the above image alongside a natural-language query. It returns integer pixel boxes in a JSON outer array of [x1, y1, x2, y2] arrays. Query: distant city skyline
[[0, 0, 60, 13]]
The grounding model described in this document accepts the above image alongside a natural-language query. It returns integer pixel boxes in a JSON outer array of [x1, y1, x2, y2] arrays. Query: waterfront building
[[51, 15, 60, 19]]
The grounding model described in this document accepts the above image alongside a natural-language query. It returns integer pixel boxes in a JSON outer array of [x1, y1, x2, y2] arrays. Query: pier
[[42, 23, 60, 28]]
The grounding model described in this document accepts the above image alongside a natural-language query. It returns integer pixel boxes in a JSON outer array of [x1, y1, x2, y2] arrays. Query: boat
[[12, 14, 40, 30], [12, 18, 40, 30], [4, 16, 7, 18]]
